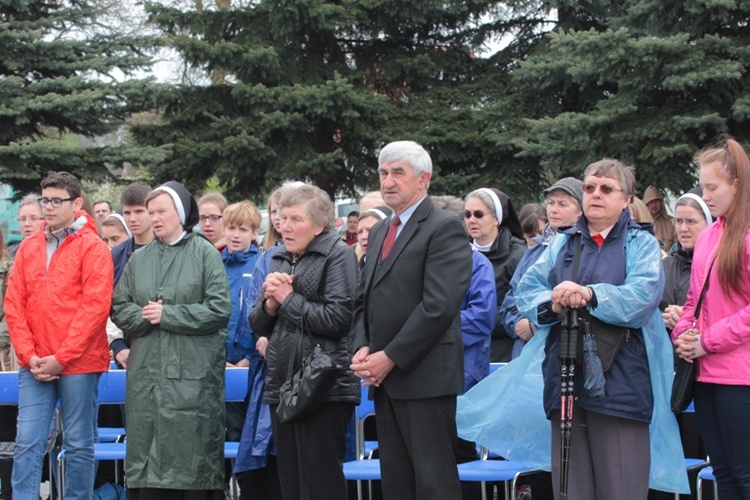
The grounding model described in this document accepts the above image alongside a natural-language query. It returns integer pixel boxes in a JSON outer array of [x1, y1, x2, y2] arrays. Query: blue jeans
[[694, 382, 750, 500], [12, 369, 100, 500]]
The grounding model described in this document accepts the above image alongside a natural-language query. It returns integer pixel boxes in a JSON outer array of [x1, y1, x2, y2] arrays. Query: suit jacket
[[352, 196, 472, 400]]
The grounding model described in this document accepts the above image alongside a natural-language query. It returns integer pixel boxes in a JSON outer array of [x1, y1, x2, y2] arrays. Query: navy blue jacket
[[111, 237, 136, 288], [539, 211, 654, 423]]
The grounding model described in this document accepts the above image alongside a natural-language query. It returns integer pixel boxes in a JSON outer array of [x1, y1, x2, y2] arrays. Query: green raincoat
[[112, 232, 231, 490]]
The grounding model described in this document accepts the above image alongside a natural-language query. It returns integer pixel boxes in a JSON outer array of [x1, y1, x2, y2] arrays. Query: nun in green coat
[[112, 181, 231, 500]]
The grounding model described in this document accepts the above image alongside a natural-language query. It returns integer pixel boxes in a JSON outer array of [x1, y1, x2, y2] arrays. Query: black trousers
[[374, 389, 462, 500], [236, 455, 283, 500], [270, 402, 353, 500]]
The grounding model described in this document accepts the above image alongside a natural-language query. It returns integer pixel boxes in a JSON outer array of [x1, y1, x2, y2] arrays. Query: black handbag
[[670, 258, 715, 413], [570, 235, 629, 371], [276, 320, 341, 424], [577, 309, 630, 372]]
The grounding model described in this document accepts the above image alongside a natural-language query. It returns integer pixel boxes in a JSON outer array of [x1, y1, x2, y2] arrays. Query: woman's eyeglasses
[[464, 210, 486, 220], [17, 216, 42, 223], [582, 183, 623, 195], [199, 215, 223, 223]]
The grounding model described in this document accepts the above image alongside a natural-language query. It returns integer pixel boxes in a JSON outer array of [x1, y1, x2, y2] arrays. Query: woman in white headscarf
[[660, 190, 713, 332], [463, 187, 526, 362], [112, 181, 231, 500]]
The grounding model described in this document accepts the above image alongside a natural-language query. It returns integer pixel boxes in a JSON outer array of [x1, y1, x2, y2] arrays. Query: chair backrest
[[0, 371, 19, 405], [357, 382, 374, 420], [225, 367, 249, 402], [489, 362, 506, 375], [97, 369, 127, 405], [355, 381, 375, 459]]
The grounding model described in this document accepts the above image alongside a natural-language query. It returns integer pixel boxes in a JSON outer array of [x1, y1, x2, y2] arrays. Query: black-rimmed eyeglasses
[[38, 197, 75, 208], [199, 215, 223, 223]]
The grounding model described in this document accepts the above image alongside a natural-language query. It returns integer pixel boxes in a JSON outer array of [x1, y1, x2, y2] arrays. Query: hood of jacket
[[43, 210, 98, 238], [643, 185, 664, 205]]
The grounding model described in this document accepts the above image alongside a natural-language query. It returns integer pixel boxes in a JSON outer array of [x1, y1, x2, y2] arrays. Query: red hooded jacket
[[5, 210, 113, 374]]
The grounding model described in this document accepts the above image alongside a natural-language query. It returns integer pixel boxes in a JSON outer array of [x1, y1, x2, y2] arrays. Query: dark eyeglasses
[[38, 197, 75, 208], [199, 215, 223, 223], [464, 210, 487, 219], [582, 183, 623, 195]]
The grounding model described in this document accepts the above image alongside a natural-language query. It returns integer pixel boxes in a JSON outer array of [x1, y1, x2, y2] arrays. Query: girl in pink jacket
[[673, 136, 750, 499]]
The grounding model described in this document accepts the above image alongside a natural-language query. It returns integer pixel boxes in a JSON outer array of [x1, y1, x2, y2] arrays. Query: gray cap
[[543, 177, 584, 208]]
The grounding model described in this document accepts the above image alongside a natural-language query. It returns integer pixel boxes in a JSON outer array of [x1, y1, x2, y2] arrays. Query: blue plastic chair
[[225, 367, 249, 500], [0, 371, 19, 405], [697, 466, 717, 500], [344, 381, 382, 500], [343, 458, 381, 500], [354, 381, 377, 459], [457, 458, 540, 500], [488, 362, 506, 375], [96, 369, 128, 443], [675, 401, 709, 500], [225, 367, 249, 402], [58, 370, 127, 498]]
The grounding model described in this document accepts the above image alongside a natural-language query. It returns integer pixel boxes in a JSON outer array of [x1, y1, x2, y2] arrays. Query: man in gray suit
[[350, 141, 472, 500]]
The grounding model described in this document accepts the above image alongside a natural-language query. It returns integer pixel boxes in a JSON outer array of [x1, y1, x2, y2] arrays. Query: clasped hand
[[551, 280, 592, 313], [350, 347, 395, 387], [262, 272, 294, 314], [662, 304, 684, 330], [674, 328, 706, 362], [29, 355, 63, 382], [142, 299, 163, 325]]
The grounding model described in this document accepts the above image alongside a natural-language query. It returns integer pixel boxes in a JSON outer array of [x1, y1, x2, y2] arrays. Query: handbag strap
[[570, 233, 583, 284], [284, 311, 306, 381], [692, 256, 716, 327], [281, 244, 335, 380]]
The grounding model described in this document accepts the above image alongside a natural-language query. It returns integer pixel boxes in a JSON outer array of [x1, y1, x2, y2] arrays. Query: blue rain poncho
[[456, 227, 689, 494]]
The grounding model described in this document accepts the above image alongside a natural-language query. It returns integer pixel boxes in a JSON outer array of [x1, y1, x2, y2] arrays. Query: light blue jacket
[[456, 229, 689, 494]]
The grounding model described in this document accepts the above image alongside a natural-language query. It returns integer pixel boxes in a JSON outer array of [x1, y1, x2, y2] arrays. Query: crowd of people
[[0, 135, 748, 500]]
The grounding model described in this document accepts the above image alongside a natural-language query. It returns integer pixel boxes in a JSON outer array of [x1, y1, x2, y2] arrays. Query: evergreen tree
[[0, 0, 162, 196], [133, 0, 536, 200], [496, 0, 750, 196]]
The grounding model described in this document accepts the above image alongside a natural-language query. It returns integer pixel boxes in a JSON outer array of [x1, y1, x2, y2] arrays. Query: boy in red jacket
[[5, 171, 113, 500]]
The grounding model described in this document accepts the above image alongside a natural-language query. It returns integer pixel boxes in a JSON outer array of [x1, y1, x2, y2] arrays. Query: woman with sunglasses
[[513, 158, 681, 499], [463, 188, 526, 362], [673, 137, 750, 499]]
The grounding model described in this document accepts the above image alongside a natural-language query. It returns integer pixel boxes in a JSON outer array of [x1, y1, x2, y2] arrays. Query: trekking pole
[[559, 307, 579, 500]]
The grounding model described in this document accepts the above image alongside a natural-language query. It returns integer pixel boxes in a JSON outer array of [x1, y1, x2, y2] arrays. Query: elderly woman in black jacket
[[250, 183, 359, 500]]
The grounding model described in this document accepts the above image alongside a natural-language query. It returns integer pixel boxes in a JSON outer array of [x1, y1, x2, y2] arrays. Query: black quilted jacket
[[250, 228, 361, 405]]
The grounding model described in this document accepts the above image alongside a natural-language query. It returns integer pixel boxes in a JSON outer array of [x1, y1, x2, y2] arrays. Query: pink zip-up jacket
[[673, 217, 750, 385]]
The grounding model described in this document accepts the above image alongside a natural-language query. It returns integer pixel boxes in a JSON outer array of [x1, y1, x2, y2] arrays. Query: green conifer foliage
[[0, 0, 162, 195], [502, 0, 750, 195], [132, 0, 518, 199]]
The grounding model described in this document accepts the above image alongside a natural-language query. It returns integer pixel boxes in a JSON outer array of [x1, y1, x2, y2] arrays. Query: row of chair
[[343, 362, 540, 500], [342, 362, 716, 500], [0, 368, 249, 499], [0, 366, 718, 500]]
